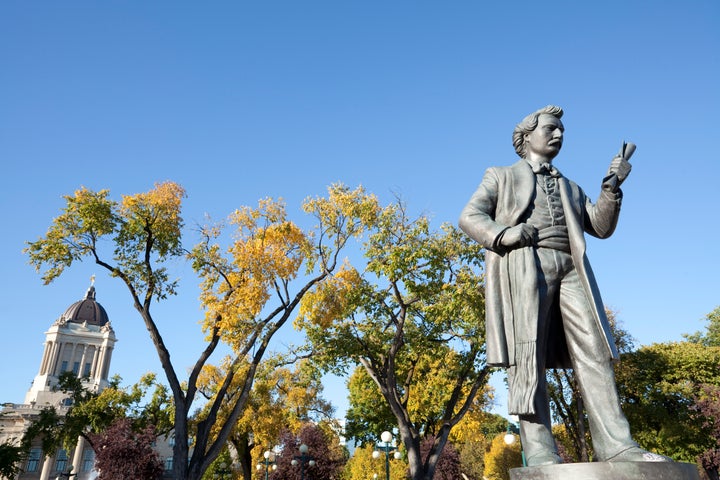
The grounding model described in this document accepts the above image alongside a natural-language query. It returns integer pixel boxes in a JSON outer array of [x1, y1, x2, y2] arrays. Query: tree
[[685, 306, 720, 479], [449, 409, 510, 480], [298, 200, 488, 480], [196, 358, 336, 480], [89, 417, 164, 479], [693, 384, 720, 480], [270, 424, 346, 480], [0, 440, 26, 479], [614, 341, 720, 462], [342, 444, 406, 480], [18, 371, 172, 465], [419, 437, 461, 480], [482, 434, 522, 480], [344, 367, 396, 446], [345, 369, 502, 480], [685, 306, 720, 347], [25, 182, 380, 480]]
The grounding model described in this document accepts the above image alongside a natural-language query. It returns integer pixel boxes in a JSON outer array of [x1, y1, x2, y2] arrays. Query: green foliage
[[20, 372, 173, 459], [615, 341, 720, 462], [344, 368, 395, 446], [684, 306, 720, 347], [25, 183, 185, 299], [202, 449, 237, 480], [0, 440, 26, 479], [20, 406, 65, 458]]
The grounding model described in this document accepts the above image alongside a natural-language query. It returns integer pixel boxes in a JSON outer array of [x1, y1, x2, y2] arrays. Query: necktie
[[533, 162, 561, 178]]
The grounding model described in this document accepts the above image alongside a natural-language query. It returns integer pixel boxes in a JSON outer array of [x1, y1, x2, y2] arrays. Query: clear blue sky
[[1, 1, 718, 421]]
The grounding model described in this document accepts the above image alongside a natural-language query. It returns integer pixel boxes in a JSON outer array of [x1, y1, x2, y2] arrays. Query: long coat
[[459, 160, 622, 372]]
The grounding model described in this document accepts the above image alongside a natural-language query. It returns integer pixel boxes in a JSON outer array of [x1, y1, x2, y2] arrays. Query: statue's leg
[[517, 248, 562, 466], [517, 373, 562, 466], [558, 267, 637, 460]]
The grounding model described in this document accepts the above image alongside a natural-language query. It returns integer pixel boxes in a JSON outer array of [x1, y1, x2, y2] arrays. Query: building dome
[[60, 284, 110, 327]]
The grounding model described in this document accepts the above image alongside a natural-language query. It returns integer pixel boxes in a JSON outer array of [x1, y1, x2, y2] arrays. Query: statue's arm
[[459, 169, 510, 252], [583, 186, 623, 239], [585, 147, 633, 238]]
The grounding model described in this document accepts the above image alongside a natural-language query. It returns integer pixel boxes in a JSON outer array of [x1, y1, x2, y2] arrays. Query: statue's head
[[512, 105, 564, 158]]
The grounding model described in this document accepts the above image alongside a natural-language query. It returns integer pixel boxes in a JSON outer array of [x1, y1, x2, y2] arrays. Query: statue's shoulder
[[486, 159, 524, 171], [485, 160, 527, 178]]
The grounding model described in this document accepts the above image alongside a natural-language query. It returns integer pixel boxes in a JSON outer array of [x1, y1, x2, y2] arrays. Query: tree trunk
[[231, 434, 254, 480]]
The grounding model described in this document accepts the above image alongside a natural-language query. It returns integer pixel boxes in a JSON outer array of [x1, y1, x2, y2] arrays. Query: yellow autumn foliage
[[343, 444, 406, 480], [197, 197, 313, 347], [297, 261, 362, 329], [121, 181, 185, 244], [302, 183, 381, 239], [483, 434, 522, 480]]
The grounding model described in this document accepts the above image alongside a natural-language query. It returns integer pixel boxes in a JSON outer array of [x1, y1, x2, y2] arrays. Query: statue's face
[[524, 113, 564, 160]]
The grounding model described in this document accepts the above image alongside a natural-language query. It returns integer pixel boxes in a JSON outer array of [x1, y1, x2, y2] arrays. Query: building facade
[[0, 281, 116, 480]]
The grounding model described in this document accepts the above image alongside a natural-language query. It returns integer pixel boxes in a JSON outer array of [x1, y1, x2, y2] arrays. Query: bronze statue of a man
[[459, 105, 669, 466]]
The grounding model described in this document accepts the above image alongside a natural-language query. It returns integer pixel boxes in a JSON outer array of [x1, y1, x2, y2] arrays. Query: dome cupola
[[59, 280, 110, 327]]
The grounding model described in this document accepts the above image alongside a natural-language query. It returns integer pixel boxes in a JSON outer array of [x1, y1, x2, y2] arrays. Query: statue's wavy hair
[[512, 105, 564, 158]]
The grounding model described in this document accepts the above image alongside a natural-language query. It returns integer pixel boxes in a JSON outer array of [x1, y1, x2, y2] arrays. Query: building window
[[72, 361, 80, 375], [169, 435, 175, 447], [164, 457, 173, 471], [83, 362, 92, 377], [55, 448, 68, 473], [60, 360, 68, 373], [81, 448, 95, 472], [26, 448, 42, 472]]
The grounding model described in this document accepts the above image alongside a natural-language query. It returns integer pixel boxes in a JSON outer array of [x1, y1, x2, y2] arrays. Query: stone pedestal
[[510, 461, 701, 479]]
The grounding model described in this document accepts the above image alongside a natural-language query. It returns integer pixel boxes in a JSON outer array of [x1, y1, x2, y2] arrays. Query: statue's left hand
[[607, 155, 632, 185]]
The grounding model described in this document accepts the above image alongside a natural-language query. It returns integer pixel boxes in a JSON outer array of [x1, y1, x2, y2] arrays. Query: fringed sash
[[504, 246, 540, 415]]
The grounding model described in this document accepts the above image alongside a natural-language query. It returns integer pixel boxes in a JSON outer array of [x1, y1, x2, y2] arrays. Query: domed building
[[24, 281, 117, 407], [0, 280, 117, 480]]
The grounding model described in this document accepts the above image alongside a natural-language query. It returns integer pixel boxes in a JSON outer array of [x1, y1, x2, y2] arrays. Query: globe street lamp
[[503, 419, 526, 467], [213, 461, 233, 480], [291, 443, 316, 480], [256, 450, 277, 480], [372, 431, 402, 480], [56, 467, 77, 480]]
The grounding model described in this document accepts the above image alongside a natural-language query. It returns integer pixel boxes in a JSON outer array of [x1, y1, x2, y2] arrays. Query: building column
[[70, 343, 80, 374], [78, 345, 88, 378], [89, 346, 99, 382], [39, 340, 52, 375], [72, 436, 85, 476], [50, 342, 63, 376], [39, 454, 54, 480], [99, 346, 114, 381]]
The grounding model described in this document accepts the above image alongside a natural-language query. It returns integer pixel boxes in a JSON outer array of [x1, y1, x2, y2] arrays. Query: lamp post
[[213, 461, 233, 480], [503, 419, 526, 467], [56, 467, 77, 480], [256, 450, 277, 480], [291, 443, 315, 480], [372, 431, 402, 480]]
